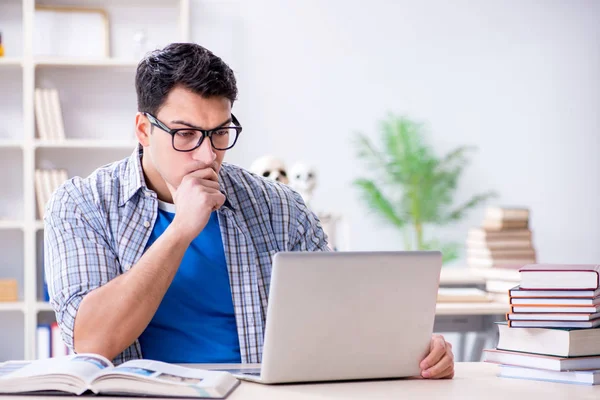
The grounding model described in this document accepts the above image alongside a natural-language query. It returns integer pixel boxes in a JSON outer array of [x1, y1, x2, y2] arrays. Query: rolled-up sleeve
[[44, 179, 120, 351], [288, 191, 331, 252]]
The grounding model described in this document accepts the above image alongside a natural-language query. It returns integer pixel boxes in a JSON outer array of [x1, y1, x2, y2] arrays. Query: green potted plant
[[353, 114, 497, 264]]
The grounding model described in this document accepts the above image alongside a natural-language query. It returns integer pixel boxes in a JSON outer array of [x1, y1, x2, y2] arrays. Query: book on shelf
[[498, 365, 599, 385], [436, 287, 492, 303], [37, 323, 70, 359], [0, 279, 18, 302], [484, 349, 600, 372], [35, 168, 69, 218], [495, 321, 600, 358], [467, 228, 531, 240], [467, 257, 536, 268], [519, 264, 600, 290], [466, 238, 533, 250], [482, 219, 528, 231], [0, 354, 239, 398], [34, 88, 66, 141], [509, 286, 600, 299], [484, 207, 530, 222], [466, 247, 536, 259]]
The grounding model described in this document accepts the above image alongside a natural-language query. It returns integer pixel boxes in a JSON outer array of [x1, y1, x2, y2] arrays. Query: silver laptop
[[221, 251, 441, 384]]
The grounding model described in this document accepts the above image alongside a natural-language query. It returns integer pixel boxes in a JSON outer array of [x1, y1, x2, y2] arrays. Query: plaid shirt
[[44, 146, 329, 365]]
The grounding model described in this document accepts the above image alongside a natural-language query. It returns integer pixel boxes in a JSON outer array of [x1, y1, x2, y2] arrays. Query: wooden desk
[[4, 363, 597, 399], [217, 362, 599, 400]]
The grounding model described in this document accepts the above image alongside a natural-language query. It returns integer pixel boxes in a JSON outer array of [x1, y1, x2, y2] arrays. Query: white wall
[[192, 0, 600, 264]]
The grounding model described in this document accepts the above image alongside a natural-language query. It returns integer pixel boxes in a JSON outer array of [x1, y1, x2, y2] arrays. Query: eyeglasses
[[144, 112, 242, 151]]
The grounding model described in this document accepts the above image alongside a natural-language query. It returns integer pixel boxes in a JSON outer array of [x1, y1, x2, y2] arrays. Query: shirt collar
[[119, 144, 236, 211]]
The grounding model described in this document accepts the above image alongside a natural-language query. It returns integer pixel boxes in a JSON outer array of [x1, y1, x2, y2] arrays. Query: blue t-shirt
[[138, 201, 241, 363]]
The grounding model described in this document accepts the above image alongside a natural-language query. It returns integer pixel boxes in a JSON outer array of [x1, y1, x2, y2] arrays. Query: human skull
[[249, 155, 289, 184], [289, 163, 317, 206]]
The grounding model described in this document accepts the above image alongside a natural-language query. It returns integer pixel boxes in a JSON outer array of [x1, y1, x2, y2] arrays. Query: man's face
[[136, 86, 232, 195]]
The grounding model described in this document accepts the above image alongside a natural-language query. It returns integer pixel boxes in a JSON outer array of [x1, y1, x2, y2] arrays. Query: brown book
[[485, 206, 530, 221], [468, 257, 536, 268], [482, 219, 529, 230], [0, 279, 18, 302], [467, 247, 536, 259], [466, 238, 533, 250], [468, 228, 532, 240]]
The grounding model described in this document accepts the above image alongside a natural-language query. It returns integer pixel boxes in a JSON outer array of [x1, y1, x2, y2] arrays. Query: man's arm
[[46, 168, 224, 361], [71, 223, 191, 360]]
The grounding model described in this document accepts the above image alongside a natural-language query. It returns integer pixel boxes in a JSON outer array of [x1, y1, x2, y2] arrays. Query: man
[[44, 43, 454, 379]]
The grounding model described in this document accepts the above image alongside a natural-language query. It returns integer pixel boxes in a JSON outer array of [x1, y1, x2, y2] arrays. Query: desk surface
[[4, 363, 597, 399]]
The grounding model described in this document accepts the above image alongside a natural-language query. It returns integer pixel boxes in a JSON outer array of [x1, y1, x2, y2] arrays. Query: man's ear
[[135, 112, 151, 147]]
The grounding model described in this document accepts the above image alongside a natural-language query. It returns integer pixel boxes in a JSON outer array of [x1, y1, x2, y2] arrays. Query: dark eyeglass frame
[[144, 112, 242, 151]]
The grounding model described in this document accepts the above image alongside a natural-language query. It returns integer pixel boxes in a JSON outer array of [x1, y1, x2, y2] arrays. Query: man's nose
[[192, 135, 217, 164]]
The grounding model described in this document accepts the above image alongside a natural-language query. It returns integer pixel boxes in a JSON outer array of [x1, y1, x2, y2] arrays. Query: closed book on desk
[[510, 304, 600, 314], [507, 312, 600, 322], [510, 294, 600, 305], [0, 354, 238, 398], [507, 319, 600, 329], [509, 286, 600, 298], [496, 322, 600, 357], [499, 365, 600, 385], [519, 264, 600, 290], [484, 349, 600, 371]]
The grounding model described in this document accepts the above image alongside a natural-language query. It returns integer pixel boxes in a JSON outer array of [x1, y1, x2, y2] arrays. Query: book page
[[94, 360, 208, 384], [1, 354, 113, 382], [90, 359, 239, 398]]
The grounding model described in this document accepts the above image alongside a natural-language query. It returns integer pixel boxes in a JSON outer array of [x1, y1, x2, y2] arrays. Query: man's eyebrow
[[170, 117, 232, 130]]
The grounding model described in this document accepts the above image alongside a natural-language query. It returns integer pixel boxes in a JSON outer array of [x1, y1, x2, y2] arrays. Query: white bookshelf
[[0, 0, 190, 362]]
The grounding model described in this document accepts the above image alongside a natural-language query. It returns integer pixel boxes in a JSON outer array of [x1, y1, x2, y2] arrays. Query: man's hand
[[166, 167, 226, 240], [419, 334, 455, 379]]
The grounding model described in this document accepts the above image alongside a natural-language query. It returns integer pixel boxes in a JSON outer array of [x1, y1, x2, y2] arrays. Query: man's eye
[[176, 130, 197, 137], [214, 129, 229, 136]]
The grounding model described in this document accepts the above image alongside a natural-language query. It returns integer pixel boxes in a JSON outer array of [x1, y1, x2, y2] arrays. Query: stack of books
[[467, 207, 537, 302], [484, 264, 600, 385]]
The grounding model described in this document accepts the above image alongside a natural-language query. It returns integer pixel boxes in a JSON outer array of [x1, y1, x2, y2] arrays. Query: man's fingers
[[420, 337, 446, 369], [186, 167, 219, 182], [426, 362, 454, 379], [422, 352, 454, 379]]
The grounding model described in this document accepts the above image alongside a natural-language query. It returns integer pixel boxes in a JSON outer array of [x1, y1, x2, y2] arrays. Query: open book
[[0, 354, 239, 398]]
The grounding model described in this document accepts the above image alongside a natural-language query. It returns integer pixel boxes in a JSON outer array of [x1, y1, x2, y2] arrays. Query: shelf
[[35, 58, 139, 68], [0, 58, 22, 67], [36, 302, 54, 313], [0, 302, 25, 312], [35, 221, 44, 231], [0, 140, 23, 149], [34, 139, 137, 149], [0, 220, 24, 230]]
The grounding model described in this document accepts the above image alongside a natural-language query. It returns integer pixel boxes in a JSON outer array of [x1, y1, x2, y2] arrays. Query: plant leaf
[[353, 178, 406, 228]]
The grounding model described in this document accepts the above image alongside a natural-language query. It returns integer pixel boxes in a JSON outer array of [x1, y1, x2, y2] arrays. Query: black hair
[[135, 43, 238, 115]]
